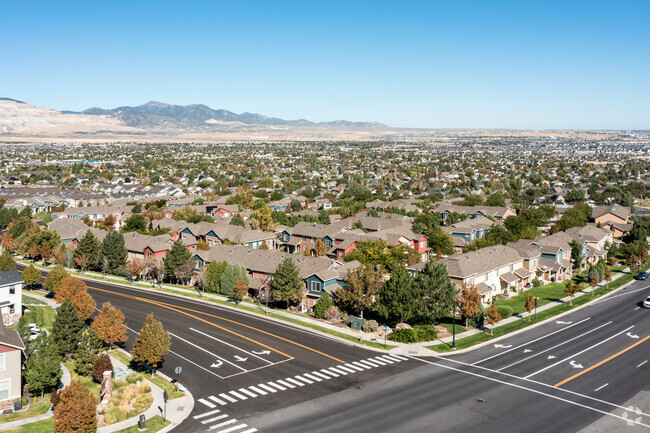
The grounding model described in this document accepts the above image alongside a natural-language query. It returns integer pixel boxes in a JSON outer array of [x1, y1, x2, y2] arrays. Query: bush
[[50, 390, 61, 409], [497, 305, 514, 319], [324, 306, 342, 321], [532, 278, 541, 287], [387, 328, 419, 344], [341, 312, 352, 324], [126, 374, 139, 384], [468, 303, 485, 328], [92, 354, 113, 383], [312, 292, 333, 319], [362, 320, 378, 333], [414, 325, 438, 341]]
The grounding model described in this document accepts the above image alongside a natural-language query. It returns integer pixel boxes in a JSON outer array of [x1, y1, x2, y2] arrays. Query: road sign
[[383, 325, 388, 331], [174, 366, 182, 375]]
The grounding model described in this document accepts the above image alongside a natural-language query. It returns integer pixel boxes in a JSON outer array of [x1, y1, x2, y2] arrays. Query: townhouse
[[155, 219, 276, 250], [434, 204, 516, 222], [52, 204, 133, 230], [441, 215, 496, 253], [0, 270, 22, 326], [566, 224, 613, 265], [0, 315, 25, 412], [591, 204, 632, 238]]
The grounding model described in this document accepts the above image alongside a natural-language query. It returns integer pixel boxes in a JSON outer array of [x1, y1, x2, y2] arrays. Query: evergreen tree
[[220, 264, 249, 295], [99, 231, 127, 272], [53, 379, 97, 433], [205, 260, 228, 293], [74, 230, 100, 269], [24, 334, 62, 400], [21, 263, 42, 287], [44, 264, 69, 292], [163, 240, 192, 282], [0, 251, 16, 271], [131, 314, 171, 374], [122, 213, 146, 232], [271, 257, 304, 307], [413, 259, 456, 324], [375, 268, 421, 325], [91, 301, 127, 348], [229, 216, 245, 227], [52, 299, 84, 360], [73, 328, 104, 377], [569, 239, 583, 270], [312, 291, 333, 319]]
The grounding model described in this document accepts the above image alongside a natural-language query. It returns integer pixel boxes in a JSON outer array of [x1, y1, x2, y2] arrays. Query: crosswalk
[[194, 354, 409, 430]]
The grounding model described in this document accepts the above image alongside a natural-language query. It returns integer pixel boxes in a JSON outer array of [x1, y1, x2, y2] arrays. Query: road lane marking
[[294, 375, 314, 384], [637, 360, 647, 368], [267, 381, 286, 391], [410, 356, 650, 429], [524, 326, 634, 379], [336, 365, 358, 373], [594, 383, 609, 392], [202, 414, 229, 424], [195, 409, 221, 419], [209, 418, 237, 430], [275, 379, 295, 388], [219, 393, 238, 403], [240, 429, 257, 433], [248, 386, 267, 395], [496, 321, 613, 372], [345, 363, 365, 371], [238, 388, 258, 398], [217, 425, 250, 433], [285, 377, 305, 387], [303, 373, 322, 382], [312, 371, 332, 380], [198, 398, 216, 408], [169, 332, 248, 372], [361, 359, 382, 367], [329, 367, 348, 375], [229, 390, 247, 400], [390, 354, 410, 361], [351, 361, 371, 370], [357, 360, 377, 368], [209, 395, 228, 405], [257, 383, 277, 393], [369, 357, 388, 365], [383, 355, 404, 362], [375, 356, 394, 364], [190, 328, 276, 365], [554, 335, 650, 387], [473, 317, 591, 365], [635, 307, 641, 310]]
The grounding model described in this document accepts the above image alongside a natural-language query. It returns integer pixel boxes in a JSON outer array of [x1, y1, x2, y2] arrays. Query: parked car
[[26, 323, 39, 332], [636, 271, 648, 280], [643, 296, 650, 309]]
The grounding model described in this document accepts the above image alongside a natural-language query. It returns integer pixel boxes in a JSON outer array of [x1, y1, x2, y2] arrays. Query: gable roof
[[0, 270, 23, 287], [442, 245, 523, 278], [591, 204, 631, 221]]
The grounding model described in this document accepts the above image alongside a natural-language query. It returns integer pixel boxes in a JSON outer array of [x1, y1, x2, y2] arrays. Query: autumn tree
[[131, 314, 171, 375], [44, 264, 69, 292], [230, 279, 249, 305], [55, 276, 96, 321], [27, 244, 40, 261], [22, 263, 42, 287], [40, 243, 52, 266], [91, 301, 127, 348], [485, 305, 502, 334], [126, 258, 144, 281], [525, 292, 536, 320], [52, 244, 65, 265], [53, 379, 97, 433], [457, 284, 481, 327], [271, 258, 304, 308], [174, 259, 196, 285], [337, 265, 383, 319], [92, 354, 113, 383], [314, 239, 327, 257], [52, 299, 84, 360], [563, 280, 578, 306]]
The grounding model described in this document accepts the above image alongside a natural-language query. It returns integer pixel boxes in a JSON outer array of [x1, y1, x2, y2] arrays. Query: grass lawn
[[22, 295, 46, 305], [494, 283, 567, 314], [108, 350, 185, 400], [11, 418, 54, 433], [0, 400, 51, 424], [116, 415, 170, 432], [437, 316, 468, 336], [10, 415, 169, 433], [21, 305, 55, 330]]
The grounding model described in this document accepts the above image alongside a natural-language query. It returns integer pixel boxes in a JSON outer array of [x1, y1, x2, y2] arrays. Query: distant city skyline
[[2, 0, 649, 130]]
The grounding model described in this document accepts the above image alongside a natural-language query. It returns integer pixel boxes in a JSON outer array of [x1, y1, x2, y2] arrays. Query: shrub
[[387, 328, 419, 343], [312, 292, 333, 319], [126, 374, 139, 384], [130, 395, 153, 415], [414, 325, 438, 341], [468, 303, 485, 328], [50, 389, 61, 409], [362, 320, 378, 333], [532, 278, 541, 287], [120, 384, 139, 415], [325, 307, 341, 321], [341, 314, 352, 325], [103, 407, 121, 424], [138, 380, 151, 394], [92, 354, 113, 383], [497, 305, 514, 319]]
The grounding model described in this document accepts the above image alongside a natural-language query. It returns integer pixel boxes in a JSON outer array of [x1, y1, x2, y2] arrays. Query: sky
[[1, 0, 649, 129]]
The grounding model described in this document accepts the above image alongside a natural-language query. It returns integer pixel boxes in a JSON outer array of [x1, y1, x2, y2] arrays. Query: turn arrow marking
[[252, 350, 271, 355], [569, 360, 584, 369], [211, 360, 223, 368], [556, 321, 572, 325], [547, 355, 557, 360], [494, 344, 512, 349], [523, 349, 533, 353], [627, 332, 640, 339], [234, 355, 248, 362]]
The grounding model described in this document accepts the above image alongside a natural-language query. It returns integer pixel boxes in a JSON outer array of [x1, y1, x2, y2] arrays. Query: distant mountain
[[66, 101, 386, 130]]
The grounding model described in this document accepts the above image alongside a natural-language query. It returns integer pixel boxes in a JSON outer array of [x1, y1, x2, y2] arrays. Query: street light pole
[[451, 297, 457, 350]]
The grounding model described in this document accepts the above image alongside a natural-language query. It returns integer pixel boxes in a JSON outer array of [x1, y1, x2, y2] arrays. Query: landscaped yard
[[21, 305, 55, 330], [0, 399, 51, 424], [108, 350, 185, 400]]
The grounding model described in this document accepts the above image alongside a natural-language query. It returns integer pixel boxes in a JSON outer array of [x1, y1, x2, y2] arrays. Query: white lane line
[[635, 307, 641, 311], [169, 332, 248, 372], [369, 357, 388, 365], [248, 385, 267, 395], [375, 356, 394, 364], [198, 398, 216, 408], [209, 419, 237, 430], [595, 383, 609, 392], [594, 286, 650, 304], [345, 363, 365, 371], [219, 393, 239, 403], [637, 360, 647, 368], [239, 388, 258, 398], [473, 317, 592, 365], [195, 409, 221, 419], [190, 327, 274, 365], [303, 373, 322, 382], [276, 379, 295, 388], [524, 326, 635, 379], [357, 360, 378, 368], [229, 390, 247, 400], [217, 424, 250, 433], [285, 377, 305, 387], [267, 381, 286, 391], [337, 365, 358, 373], [202, 414, 229, 424], [320, 368, 338, 377], [312, 371, 332, 380], [412, 356, 650, 430], [351, 361, 371, 370], [496, 321, 613, 372], [294, 375, 314, 384], [208, 395, 228, 405], [390, 354, 410, 361], [257, 383, 278, 393], [361, 359, 382, 367], [329, 367, 348, 375]]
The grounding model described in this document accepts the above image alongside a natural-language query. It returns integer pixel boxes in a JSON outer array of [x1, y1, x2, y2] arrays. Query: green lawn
[[494, 282, 567, 315], [22, 295, 46, 306], [436, 316, 468, 336], [22, 305, 55, 330], [11, 418, 54, 433], [0, 400, 51, 424], [10, 415, 169, 433], [116, 415, 170, 432]]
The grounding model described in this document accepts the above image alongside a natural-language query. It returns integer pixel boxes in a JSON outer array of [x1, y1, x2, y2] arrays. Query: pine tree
[[220, 264, 249, 295], [0, 251, 16, 271], [312, 291, 333, 319], [24, 334, 62, 400], [91, 301, 127, 348], [271, 258, 304, 308], [99, 231, 127, 273], [205, 260, 228, 293], [53, 379, 97, 433], [131, 313, 171, 374], [73, 328, 104, 377], [55, 276, 96, 321], [375, 268, 420, 325], [413, 259, 456, 324], [21, 263, 42, 287], [163, 240, 192, 282], [337, 265, 383, 319], [74, 230, 100, 269], [44, 264, 69, 292], [52, 299, 84, 360]]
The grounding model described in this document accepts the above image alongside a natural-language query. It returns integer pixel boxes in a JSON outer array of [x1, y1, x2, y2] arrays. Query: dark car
[[637, 271, 649, 280]]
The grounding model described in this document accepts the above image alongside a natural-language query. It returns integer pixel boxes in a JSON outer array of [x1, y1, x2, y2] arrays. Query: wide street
[[21, 263, 649, 432]]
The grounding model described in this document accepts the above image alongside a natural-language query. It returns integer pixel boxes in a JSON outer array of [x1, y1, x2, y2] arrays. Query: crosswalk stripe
[[337, 365, 357, 373], [320, 368, 339, 377], [209, 395, 228, 405], [369, 357, 387, 365], [267, 381, 286, 391], [345, 363, 364, 371], [194, 409, 221, 419], [362, 359, 382, 367], [329, 367, 348, 375], [357, 360, 377, 368], [202, 414, 228, 424], [376, 356, 394, 364], [390, 354, 410, 361], [312, 371, 332, 380], [275, 379, 296, 389], [209, 418, 237, 430], [198, 398, 216, 408], [219, 393, 239, 403], [303, 373, 322, 382], [285, 377, 305, 387], [294, 375, 314, 384], [229, 390, 248, 400], [239, 388, 258, 398], [215, 424, 250, 433], [384, 354, 404, 362], [351, 361, 371, 370], [248, 385, 267, 395], [257, 383, 277, 393], [240, 429, 258, 433]]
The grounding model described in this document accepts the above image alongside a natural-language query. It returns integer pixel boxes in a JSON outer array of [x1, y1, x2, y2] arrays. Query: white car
[[644, 296, 650, 309], [26, 323, 39, 332]]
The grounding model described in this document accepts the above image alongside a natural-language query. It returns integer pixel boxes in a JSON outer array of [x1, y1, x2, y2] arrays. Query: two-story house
[[0, 271, 22, 326], [0, 315, 25, 412], [591, 204, 632, 238], [442, 215, 495, 253]]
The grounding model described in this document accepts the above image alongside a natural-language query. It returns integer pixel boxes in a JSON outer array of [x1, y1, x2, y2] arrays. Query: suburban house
[[156, 220, 277, 250], [525, 232, 576, 281], [51, 204, 133, 230], [0, 271, 22, 326], [441, 215, 496, 253], [566, 224, 613, 266], [122, 232, 196, 264], [434, 204, 517, 222], [48, 218, 95, 250], [0, 315, 25, 412], [279, 222, 340, 255], [591, 204, 633, 238]]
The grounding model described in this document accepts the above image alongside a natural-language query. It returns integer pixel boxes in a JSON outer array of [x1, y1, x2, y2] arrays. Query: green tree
[[569, 239, 583, 270], [73, 328, 104, 377], [375, 268, 420, 325], [485, 192, 506, 207], [271, 257, 304, 307], [220, 264, 249, 295], [229, 215, 245, 227], [53, 379, 97, 433], [312, 291, 333, 319], [44, 264, 69, 292], [0, 251, 16, 271], [22, 263, 42, 287], [427, 228, 455, 256], [122, 213, 147, 232], [99, 231, 128, 273], [318, 211, 330, 225], [74, 230, 100, 269], [131, 313, 171, 375], [413, 259, 455, 324], [163, 240, 192, 283], [24, 334, 62, 400], [337, 265, 383, 319], [205, 260, 228, 293], [250, 205, 275, 231], [52, 299, 84, 360], [258, 176, 274, 188]]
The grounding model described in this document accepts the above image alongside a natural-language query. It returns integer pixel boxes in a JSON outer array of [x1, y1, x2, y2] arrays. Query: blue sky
[[1, 1, 649, 129]]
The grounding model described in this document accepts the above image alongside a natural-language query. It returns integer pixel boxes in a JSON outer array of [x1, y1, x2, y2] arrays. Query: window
[[311, 281, 322, 292], [0, 354, 5, 371], [0, 379, 9, 400], [420, 240, 425, 249], [9, 305, 14, 314], [9, 286, 15, 295], [302, 236, 307, 242]]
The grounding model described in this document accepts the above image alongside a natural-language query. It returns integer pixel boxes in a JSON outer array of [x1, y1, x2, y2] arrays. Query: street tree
[[220, 263, 249, 295], [230, 279, 249, 305], [99, 231, 127, 272], [271, 258, 304, 308], [375, 268, 420, 326], [413, 259, 456, 324], [163, 240, 192, 283], [131, 314, 171, 375], [205, 260, 228, 293], [74, 254, 90, 273], [53, 379, 97, 433], [22, 264, 42, 287], [337, 265, 383, 319], [563, 280, 578, 306], [126, 258, 144, 281], [99, 256, 109, 279], [525, 292, 536, 319], [52, 299, 84, 360], [457, 284, 481, 327], [74, 230, 100, 269], [91, 301, 127, 348], [174, 259, 196, 285], [44, 264, 69, 292], [40, 244, 52, 266], [55, 276, 96, 321], [485, 305, 502, 335], [24, 334, 62, 400]]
